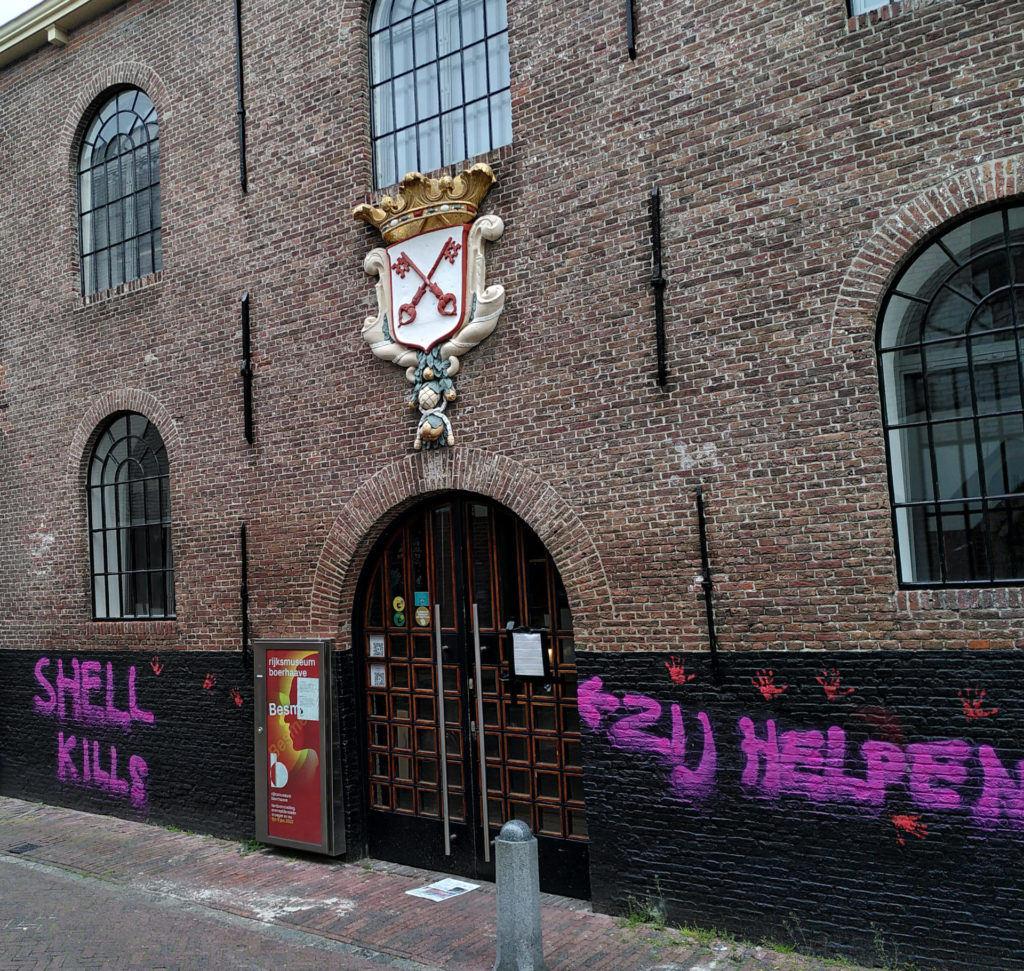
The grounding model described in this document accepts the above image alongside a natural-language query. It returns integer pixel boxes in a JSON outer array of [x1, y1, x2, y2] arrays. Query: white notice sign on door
[[512, 631, 545, 678]]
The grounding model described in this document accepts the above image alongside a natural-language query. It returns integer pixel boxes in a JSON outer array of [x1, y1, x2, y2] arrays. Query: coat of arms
[[354, 164, 505, 449]]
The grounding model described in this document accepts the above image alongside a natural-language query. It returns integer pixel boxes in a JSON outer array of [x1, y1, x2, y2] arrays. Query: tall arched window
[[878, 204, 1024, 586], [78, 88, 162, 296], [369, 0, 511, 188], [88, 412, 175, 619]]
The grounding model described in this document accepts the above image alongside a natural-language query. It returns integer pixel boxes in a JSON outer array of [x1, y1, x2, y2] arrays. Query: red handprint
[[664, 656, 696, 685], [150, 655, 164, 675], [203, 673, 217, 691], [752, 669, 787, 700], [959, 686, 998, 721], [891, 814, 927, 845], [816, 668, 855, 700], [229, 686, 243, 708]]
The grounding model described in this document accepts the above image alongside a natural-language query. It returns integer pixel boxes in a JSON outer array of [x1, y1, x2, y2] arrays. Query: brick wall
[[1, 0, 1023, 966], [0, 646, 368, 853], [2, 0, 1022, 662], [0, 649, 255, 837], [579, 649, 1024, 970]]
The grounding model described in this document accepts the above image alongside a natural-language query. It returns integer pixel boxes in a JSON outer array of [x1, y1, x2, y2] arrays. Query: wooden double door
[[357, 496, 590, 898]]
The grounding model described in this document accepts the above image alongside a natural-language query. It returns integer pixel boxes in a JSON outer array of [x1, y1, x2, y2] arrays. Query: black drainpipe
[[650, 186, 667, 387], [234, 0, 248, 193], [696, 486, 722, 685], [240, 523, 251, 667], [240, 292, 253, 444]]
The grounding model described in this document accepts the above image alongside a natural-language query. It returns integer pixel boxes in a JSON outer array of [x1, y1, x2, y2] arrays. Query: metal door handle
[[435, 604, 451, 856], [472, 604, 490, 862]]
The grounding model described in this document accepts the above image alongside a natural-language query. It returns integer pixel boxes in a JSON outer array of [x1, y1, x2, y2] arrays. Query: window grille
[[78, 88, 162, 296], [87, 412, 175, 618], [877, 204, 1024, 586], [369, 0, 511, 188], [849, 0, 888, 13]]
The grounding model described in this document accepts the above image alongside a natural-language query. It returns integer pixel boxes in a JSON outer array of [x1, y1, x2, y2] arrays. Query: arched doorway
[[354, 494, 590, 898]]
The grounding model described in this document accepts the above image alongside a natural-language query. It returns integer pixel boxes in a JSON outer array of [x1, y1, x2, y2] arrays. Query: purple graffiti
[[582, 678, 1024, 834], [33, 657, 154, 729], [860, 740, 908, 805], [741, 719, 894, 805], [738, 717, 1024, 830], [973, 745, 1024, 830], [56, 731, 149, 810], [907, 740, 971, 811], [34, 656, 154, 812], [579, 677, 717, 801]]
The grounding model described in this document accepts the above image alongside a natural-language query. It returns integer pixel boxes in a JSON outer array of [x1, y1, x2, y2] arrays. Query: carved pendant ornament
[[354, 164, 505, 449]]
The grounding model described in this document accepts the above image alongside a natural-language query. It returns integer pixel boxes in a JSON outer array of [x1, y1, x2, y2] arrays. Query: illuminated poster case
[[253, 639, 344, 855]]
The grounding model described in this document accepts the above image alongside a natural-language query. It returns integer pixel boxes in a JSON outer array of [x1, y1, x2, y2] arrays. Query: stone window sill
[[896, 587, 1024, 614], [846, 0, 946, 32], [77, 269, 163, 309], [85, 619, 178, 639]]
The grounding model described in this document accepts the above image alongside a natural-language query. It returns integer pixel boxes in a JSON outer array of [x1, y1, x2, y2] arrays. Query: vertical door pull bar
[[471, 604, 490, 862], [435, 604, 451, 856]]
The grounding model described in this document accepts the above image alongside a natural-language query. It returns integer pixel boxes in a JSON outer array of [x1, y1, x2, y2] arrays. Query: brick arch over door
[[309, 448, 615, 645], [830, 154, 1024, 346]]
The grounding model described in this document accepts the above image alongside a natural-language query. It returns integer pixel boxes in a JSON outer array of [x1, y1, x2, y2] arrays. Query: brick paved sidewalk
[[0, 796, 881, 970]]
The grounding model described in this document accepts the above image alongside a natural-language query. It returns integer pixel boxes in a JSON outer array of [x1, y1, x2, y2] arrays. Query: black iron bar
[[650, 186, 667, 387], [696, 486, 722, 685], [240, 524, 250, 665], [234, 0, 248, 193], [625, 0, 636, 59], [240, 292, 253, 444]]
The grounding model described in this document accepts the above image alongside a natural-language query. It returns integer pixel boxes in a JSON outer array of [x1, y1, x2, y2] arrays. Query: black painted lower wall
[[3, 644, 1021, 970], [0, 647, 367, 854], [575, 650, 1024, 971], [333, 646, 368, 856], [0, 649, 255, 837]]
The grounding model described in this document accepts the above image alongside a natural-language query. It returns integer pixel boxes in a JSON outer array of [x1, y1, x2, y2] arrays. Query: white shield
[[387, 225, 470, 352]]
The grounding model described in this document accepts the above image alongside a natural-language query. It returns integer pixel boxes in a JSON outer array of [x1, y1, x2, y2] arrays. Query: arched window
[[87, 412, 175, 618], [369, 0, 511, 188], [78, 88, 162, 296], [878, 204, 1024, 586]]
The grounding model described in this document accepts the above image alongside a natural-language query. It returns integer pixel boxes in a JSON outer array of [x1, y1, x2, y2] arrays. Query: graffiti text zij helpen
[[579, 676, 1024, 832]]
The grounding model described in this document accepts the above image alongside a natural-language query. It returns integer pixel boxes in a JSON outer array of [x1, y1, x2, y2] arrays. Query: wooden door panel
[[359, 497, 589, 898]]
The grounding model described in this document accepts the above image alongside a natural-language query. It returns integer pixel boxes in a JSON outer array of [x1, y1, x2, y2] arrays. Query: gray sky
[[0, 0, 40, 27]]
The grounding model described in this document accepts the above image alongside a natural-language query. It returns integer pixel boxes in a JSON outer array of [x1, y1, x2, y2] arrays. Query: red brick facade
[[2, 0, 1023, 966], [2, 0, 1023, 656]]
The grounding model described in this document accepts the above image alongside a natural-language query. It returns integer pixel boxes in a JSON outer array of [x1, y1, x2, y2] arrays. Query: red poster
[[265, 648, 322, 844]]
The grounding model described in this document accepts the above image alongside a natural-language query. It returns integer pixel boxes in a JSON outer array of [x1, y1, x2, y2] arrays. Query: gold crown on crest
[[353, 163, 497, 244]]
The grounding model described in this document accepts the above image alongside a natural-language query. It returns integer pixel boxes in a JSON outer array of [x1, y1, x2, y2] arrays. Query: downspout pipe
[[234, 0, 248, 193], [696, 486, 722, 685]]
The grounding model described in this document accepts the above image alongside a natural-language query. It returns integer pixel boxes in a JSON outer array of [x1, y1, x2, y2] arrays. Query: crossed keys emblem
[[392, 237, 462, 327]]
